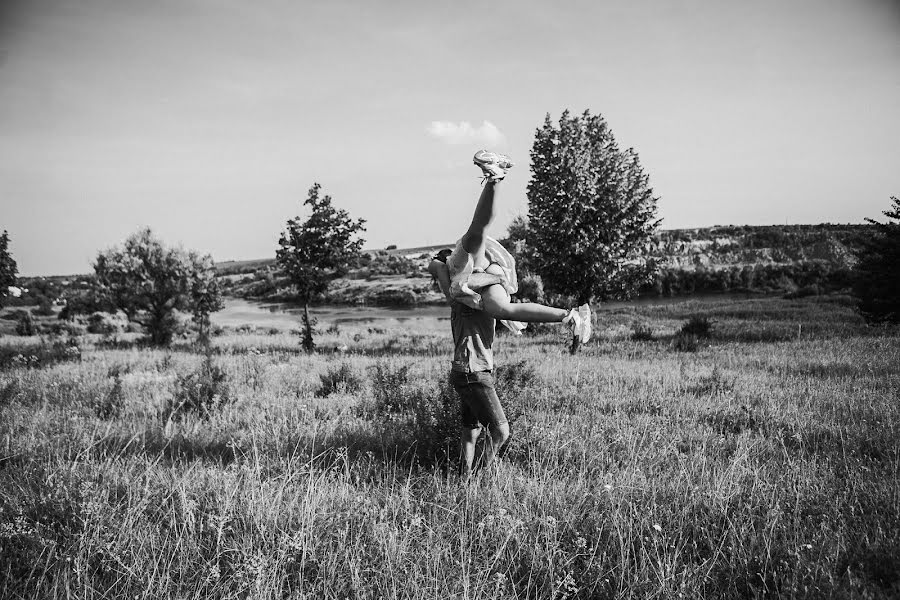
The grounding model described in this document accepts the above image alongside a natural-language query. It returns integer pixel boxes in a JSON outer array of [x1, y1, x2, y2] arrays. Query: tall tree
[[0, 230, 17, 309], [854, 196, 900, 324], [94, 228, 222, 345], [527, 110, 660, 351], [277, 183, 366, 352]]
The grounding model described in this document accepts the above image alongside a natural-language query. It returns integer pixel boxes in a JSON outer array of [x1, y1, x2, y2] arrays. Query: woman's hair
[[432, 248, 453, 263]]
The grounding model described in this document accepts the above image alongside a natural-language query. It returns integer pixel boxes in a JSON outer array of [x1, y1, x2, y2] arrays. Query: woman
[[428, 150, 592, 477]]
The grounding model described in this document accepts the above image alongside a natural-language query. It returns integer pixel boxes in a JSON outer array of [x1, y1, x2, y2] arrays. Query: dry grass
[[1, 295, 898, 599]]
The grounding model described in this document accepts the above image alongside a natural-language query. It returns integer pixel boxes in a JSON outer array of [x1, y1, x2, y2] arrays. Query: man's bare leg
[[478, 422, 511, 474], [460, 426, 481, 478]]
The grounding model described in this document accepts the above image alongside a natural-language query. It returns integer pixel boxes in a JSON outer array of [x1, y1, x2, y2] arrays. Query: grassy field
[[1, 295, 898, 599]]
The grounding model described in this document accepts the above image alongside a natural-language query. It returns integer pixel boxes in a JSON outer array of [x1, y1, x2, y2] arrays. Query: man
[[428, 151, 592, 477]]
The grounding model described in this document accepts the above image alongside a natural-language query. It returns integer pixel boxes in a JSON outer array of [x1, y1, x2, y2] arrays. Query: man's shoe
[[473, 150, 514, 182]]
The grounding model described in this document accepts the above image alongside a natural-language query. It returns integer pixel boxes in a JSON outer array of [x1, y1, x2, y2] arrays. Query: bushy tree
[[854, 196, 900, 324], [94, 228, 222, 345], [0, 230, 18, 308], [189, 254, 224, 345], [526, 110, 660, 309], [277, 183, 366, 352]]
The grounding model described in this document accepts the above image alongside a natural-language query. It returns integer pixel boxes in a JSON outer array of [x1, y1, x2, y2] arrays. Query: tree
[[190, 254, 224, 345], [94, 228, 222, 346], [0, 230, 18, 309], [277, 183, 366, 352], [854, 196, 900, 324], [527, 110, 660, 349]]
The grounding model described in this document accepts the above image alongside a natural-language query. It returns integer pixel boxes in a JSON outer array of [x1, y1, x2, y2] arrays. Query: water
[[213, 294, 755, 332], [213, 299, 451, 331]]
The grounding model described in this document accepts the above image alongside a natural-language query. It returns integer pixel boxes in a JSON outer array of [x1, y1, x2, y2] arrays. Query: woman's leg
[[460, 180, 499, 265], [481, 284, 569, 323]]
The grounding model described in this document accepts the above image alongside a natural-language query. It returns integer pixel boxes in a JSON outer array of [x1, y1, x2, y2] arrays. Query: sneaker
[[473, 150, 514, 182], [563, 303, 592, 343], [576, 303, 592, 343]]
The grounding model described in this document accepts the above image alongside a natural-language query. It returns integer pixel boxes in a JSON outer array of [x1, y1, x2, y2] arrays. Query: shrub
[[686, 365, 736, 397], [91, 374, 125, 419], [34, 296, 55, 316], [86, 311, 125, 335], [630, 321, 654, 341], [315, 362, 364, 397], [0, 338, 81, 369], [164, 355, 230, 420], [409, 379, 460, 466], [681, 315, 714, 339], [15, 311, 35, 336], [368, 361, 414, 415], [493, 359, 538, 422], [673, 331, 699, 352]]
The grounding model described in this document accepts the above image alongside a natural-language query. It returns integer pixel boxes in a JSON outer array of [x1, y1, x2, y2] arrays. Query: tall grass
[[1, 296, 898, 598]]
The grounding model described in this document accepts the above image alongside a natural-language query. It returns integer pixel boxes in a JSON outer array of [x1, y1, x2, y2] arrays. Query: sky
[[1, 0, 898, 276]]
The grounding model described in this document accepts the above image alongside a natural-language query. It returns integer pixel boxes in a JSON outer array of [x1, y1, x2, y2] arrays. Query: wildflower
[[652, 523, 663, 533], [493, 572, 508, 590], [554, 572, 579, 599], [574, 536, 587, 550], [205, 564, 221, 582]]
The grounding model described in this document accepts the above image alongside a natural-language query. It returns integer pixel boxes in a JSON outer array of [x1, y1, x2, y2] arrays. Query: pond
[[213, 294, 752, 333], [213, 299, 451, 332]]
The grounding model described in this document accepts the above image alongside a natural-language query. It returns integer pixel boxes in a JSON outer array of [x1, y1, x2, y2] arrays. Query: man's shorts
[[449, 370, 508, 429]]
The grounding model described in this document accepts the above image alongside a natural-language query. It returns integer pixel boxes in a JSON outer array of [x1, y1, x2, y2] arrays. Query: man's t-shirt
[[450, 300, 495, 373]]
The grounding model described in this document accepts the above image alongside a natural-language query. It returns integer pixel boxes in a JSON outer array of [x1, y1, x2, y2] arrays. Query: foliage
[[500, 214, 532, 273], [164, 354, 230, 420], [86, 312, 127, 335], [15, 311, 35, 336], [647, 262, 854, 298], [0, 230, 17, 309], [672, 331, 699, 352], [315, 362, 364, 397], [93, 228, 222, 346], [189, 255, 224, 345], [0, 337, 81, 370], [276, 183, 366, 350], [854, 196, 900, 324], [526, 110, 660, 304], [630, 321, 654, 341], [516, 273, 545, 304], [91, 373, 125, 420], [368, 361, 415, 415], [277, 183, 367, 301], [681, 315, 714, 339], [34, 297, 55, 317]]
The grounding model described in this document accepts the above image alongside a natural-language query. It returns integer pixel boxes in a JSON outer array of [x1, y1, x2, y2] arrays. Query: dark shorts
[[449, 370, 508, 429]]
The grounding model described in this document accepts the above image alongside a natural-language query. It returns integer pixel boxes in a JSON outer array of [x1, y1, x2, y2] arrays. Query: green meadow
[[1, 295, 898, 599]]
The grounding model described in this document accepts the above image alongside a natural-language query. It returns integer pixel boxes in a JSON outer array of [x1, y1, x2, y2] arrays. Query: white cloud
[[426, 120, 505, 146]]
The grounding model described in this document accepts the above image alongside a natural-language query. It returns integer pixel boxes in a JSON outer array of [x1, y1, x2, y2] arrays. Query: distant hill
[[216, 224, 871, 304]]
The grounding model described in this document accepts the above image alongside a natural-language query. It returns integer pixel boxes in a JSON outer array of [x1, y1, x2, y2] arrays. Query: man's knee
[[491, 422, 511, 446], [462, 425, 482, 442]]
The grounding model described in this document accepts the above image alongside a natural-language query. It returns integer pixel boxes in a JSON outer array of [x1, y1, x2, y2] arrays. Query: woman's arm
[[428, 259, 454, 304]]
